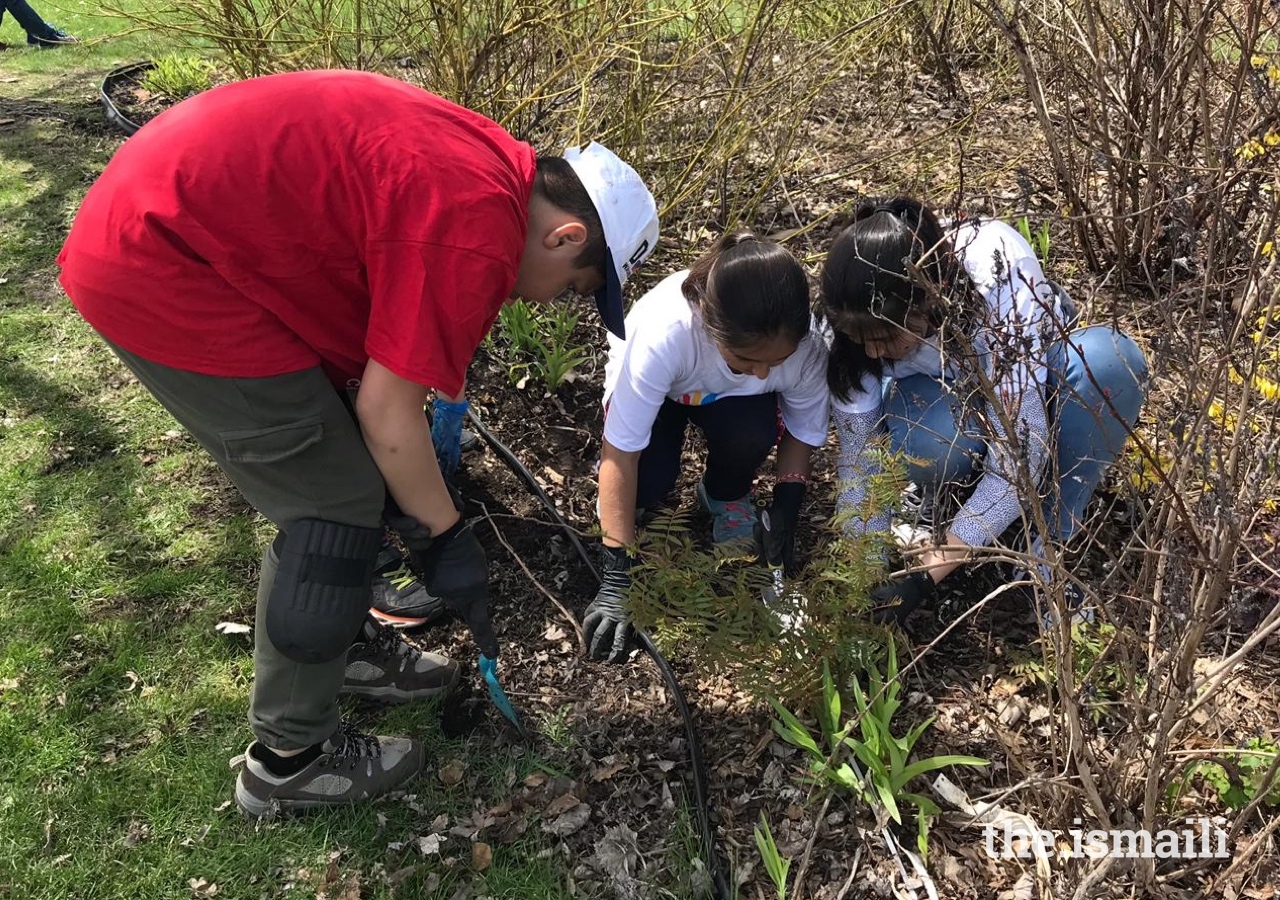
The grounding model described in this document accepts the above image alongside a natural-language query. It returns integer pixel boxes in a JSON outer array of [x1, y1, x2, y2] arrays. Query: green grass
[[0, 9, 679, 899]]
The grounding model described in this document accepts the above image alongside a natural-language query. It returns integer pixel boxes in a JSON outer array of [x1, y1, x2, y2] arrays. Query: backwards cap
[[563, 142, 660, 339]]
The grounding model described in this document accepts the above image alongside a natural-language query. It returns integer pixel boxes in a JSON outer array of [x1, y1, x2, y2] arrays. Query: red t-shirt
[[58, 70, 536, 396]]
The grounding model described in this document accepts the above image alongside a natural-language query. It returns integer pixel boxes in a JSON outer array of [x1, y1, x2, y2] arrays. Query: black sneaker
[[369, 544, 445, 629], [343, 619, 460, 703], [233, 725, 423, 818], [28, 27, 79, 47]]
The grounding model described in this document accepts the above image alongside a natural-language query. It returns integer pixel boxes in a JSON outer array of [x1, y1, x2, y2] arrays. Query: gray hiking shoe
[[1013, 535, 1095, 628], [234, 726, 423, 818], [343, 619, 460, 703]]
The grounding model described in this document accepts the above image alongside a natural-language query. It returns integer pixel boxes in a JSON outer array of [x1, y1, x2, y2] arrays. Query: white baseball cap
[[563, 142, 659, 339]]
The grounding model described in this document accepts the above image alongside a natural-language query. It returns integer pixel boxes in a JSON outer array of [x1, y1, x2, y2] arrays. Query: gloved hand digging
[[388, 512, 497, 657], [430, 397, 469, 481], [584, 544, 635, 663], [753, 480, 805, 576], [870, 569, 937, 627]]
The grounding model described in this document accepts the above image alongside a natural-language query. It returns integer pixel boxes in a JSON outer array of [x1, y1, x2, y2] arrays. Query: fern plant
[[626, 440, 906, 702]]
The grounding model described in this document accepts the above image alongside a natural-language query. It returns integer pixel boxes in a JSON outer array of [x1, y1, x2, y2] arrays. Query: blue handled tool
[[479, 654, 531, 740]]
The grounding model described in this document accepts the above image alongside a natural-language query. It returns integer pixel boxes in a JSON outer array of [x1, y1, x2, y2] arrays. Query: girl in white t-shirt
[[584, 233, 830, 661], [822, 197, 1148, 626]]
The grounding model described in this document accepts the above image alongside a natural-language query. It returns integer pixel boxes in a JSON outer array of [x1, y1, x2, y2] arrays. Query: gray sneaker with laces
[[1013, 535, 1095, 628], [234, 726, 423, 818], [343, 618, 460, 702]]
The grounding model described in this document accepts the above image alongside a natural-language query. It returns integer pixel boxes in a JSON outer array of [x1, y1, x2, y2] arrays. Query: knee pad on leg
[[266, 519, 383, 664]]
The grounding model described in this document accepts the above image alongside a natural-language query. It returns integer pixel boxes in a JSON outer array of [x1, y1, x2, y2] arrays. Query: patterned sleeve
[[945, 218, 1057, 547], [947, 363, 1050, 546], [832, 389, 892, 538]]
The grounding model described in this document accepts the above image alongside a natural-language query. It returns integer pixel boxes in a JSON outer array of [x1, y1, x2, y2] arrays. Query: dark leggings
[[635, 393, 780, 508]]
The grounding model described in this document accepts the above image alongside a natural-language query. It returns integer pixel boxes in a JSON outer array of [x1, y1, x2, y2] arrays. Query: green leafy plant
[[626, 441, 905, 702], [141, 53, 215, 100], [753, 813, 791, 900], [491, 300, 591, 392], [1170, 737, 1280, 811], [770, 650, 988, 858], [1011, 621, 1143, 724], [1015, 215, 1052, 264], [627, 507, 892, 702]]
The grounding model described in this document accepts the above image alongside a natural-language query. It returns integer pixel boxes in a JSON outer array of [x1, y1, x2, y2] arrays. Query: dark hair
[[533, 156, 609, 274], [821, 196, 978, 400], [681, 233, 811, 350]]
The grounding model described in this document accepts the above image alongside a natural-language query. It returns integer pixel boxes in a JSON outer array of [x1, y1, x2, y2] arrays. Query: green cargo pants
[[106, 341, 385, 750]]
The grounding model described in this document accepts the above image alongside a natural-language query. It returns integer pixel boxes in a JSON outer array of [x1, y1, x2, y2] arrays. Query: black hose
[[467, 408, 732, 900]]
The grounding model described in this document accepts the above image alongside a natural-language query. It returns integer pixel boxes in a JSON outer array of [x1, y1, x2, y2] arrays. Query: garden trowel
[[444, 588, 532, 741]]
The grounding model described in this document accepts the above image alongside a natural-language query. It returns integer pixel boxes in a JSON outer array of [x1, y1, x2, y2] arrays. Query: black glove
[[870, 570, 937, 626], [753, 481, 806, 576], [389, 514, 497, 657], [583, 544, 634, 663]]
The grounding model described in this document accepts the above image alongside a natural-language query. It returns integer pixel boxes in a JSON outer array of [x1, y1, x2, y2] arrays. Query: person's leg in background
[[688, 392, 780, 542], [1041, 326, 1149, 542], [0, 0, 78, 47]]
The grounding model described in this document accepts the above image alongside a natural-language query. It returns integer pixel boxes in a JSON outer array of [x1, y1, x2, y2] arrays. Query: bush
[[141, 53, 215, 100]]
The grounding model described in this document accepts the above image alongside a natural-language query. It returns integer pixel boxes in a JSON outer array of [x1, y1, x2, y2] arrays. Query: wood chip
[[543, 793, 580, 817]]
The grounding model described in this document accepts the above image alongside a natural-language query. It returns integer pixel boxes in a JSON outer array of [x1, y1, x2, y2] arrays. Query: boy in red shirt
[[58, 69, 659, 816]]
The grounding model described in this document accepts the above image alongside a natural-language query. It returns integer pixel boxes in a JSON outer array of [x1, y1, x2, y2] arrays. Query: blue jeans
[[635, 393, 780, 508], [884, 326, 1149, 541], [1, 0, 54, 38]]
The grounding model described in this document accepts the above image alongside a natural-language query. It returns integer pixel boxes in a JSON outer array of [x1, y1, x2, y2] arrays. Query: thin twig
[[790, 792, 832, 899], [476, 500, 586, 653], [832, 845, 863, 900], [1070, 854, 1115, 900], [1162, 807, 1280, 887]]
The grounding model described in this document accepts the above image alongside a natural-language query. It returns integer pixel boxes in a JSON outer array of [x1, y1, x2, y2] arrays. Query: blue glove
[[431, 397, 469, 480]]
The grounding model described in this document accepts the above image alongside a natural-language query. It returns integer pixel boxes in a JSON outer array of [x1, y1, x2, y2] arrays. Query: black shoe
[[369, 543, 445, 629], [28, 26, 79, 47], [343, 619, 460, 703]]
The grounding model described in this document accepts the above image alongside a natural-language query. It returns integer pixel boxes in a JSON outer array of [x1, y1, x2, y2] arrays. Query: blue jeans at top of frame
[[1, 0, 58, 39], [881, 324, 1148, 542]]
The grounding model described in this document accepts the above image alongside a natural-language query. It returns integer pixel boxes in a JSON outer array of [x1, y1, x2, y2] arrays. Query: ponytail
[[681, 232, 810, 350]]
